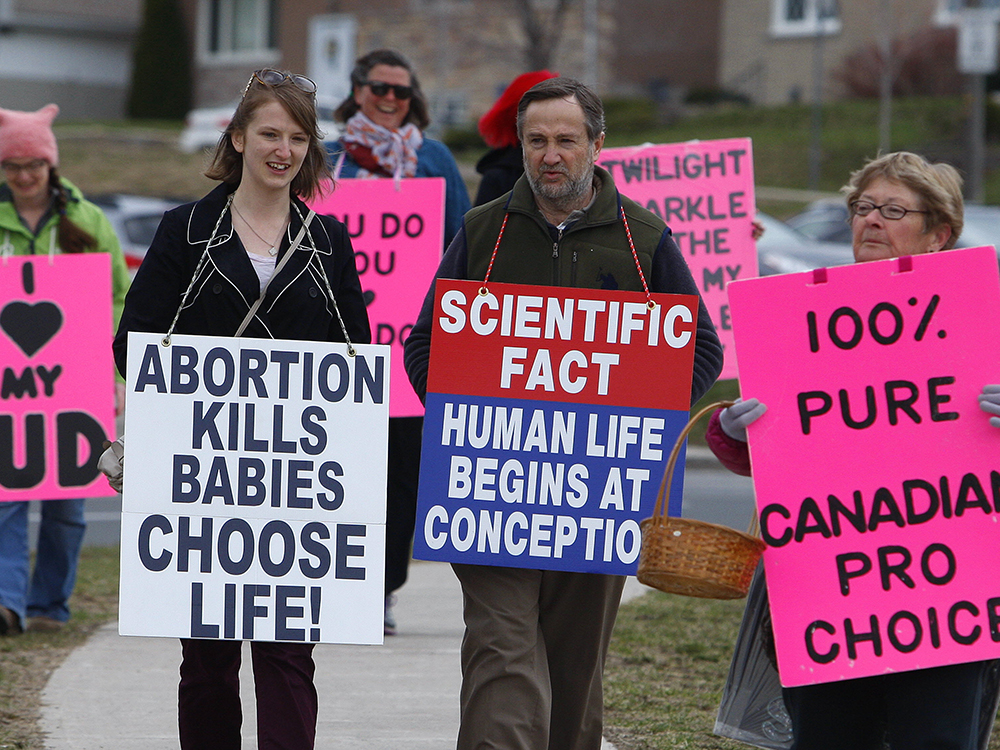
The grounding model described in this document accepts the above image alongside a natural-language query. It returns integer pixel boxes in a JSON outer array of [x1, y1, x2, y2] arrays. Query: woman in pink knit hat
[[0, 103, 130, 635]]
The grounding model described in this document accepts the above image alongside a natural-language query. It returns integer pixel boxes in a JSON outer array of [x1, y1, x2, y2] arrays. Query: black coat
[[473, 145, 523, 207], [113, 183, 370, 376]]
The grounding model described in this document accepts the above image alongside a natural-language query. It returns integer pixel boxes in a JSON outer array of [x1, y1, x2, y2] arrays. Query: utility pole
[[956, 0, 998, 204], [808, 20, 825, 190], [584, 0, 598, 87], [877, 0, 896, 154]]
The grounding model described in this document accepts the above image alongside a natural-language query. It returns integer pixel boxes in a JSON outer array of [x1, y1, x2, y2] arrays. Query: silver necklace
[[232, 201, 287, 257]]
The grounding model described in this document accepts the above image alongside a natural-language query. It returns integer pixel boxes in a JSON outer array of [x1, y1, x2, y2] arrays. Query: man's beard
[[524, 159, 595, 207]]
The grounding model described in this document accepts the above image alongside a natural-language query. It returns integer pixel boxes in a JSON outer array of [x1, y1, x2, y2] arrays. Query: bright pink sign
[[310, 178, 445, 417], [599, 138, 757, 380], [728, 246, 1000, 687], [0, 254, 117, 500]]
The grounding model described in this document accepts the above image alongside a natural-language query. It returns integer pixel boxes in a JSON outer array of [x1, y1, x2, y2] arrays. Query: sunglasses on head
[[242, 69, 317, 99], [364, 80, 413, 100]]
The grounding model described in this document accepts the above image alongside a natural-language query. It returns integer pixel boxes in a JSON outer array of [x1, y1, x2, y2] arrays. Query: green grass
[[53, 94, 1000, 217], [604, 591, 749, 749], [601, 95, 998, 217], [604, 589, 1000, 749]]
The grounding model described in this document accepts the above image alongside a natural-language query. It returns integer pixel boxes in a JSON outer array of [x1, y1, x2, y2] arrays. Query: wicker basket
[[637, 400, 765, 600]]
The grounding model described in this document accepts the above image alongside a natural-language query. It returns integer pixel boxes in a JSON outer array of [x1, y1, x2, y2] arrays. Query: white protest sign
[[120, 333, 389, 644]]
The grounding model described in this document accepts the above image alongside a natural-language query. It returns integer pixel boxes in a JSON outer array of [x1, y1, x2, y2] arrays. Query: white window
[[200, 0, 279, 63], [770, 0, 841, 38]]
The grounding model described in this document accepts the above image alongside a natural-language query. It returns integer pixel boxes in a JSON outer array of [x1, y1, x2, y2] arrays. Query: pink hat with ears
[[0, 104, 60, 166]]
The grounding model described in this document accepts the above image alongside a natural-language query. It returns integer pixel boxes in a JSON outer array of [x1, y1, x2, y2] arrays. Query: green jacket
[[0, 178, 130, 329]]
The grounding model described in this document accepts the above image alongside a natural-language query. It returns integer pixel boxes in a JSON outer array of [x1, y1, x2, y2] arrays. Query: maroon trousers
[[178, 639, 317, 750]]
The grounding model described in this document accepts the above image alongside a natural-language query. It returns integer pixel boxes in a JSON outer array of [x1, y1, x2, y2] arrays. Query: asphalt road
[[681, 464, 757, 530], [25, 495, 122, 550]]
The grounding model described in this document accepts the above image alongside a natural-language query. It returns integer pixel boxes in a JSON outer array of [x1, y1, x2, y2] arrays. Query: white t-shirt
[[247, 250, 276, 292]]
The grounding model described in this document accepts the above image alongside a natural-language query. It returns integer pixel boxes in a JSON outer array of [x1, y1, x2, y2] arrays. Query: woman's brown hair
[[205, 71, 333, 201], [50, 166, 97, 254]]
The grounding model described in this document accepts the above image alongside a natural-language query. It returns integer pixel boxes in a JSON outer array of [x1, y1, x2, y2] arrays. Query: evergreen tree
[[127, 0, 193, 119]]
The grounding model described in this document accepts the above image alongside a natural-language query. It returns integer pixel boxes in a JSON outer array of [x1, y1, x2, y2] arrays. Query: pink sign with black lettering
[[310, 178, 445, 416], [599, 138, 756, 380], [727, 245, 1000, 687], [0, 254, 117, 500]]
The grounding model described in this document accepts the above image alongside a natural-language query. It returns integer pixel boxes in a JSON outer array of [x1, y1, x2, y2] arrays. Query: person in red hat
[[473, 70, 558, 206]]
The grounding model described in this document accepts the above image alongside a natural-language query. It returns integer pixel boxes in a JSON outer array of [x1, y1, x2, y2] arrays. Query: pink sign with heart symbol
[[0, 254, 117, 500]]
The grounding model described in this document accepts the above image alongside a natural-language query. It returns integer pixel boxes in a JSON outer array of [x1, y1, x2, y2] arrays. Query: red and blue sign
[[413, 279, 699, 574]]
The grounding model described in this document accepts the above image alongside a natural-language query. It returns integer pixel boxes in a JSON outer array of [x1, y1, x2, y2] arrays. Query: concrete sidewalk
[[40, 560, 647, 749]]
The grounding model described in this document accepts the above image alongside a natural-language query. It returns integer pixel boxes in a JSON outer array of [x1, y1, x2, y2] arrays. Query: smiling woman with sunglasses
[[328, 48, 470, 248], [326, 48, 471, 639], [108, 70, 370, 750]]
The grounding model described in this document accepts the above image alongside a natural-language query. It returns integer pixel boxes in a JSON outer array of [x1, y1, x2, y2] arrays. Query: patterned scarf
[[340, 111, 423, 180]]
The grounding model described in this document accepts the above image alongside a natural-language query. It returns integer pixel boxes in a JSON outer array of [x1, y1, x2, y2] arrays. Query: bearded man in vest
[[404, 77, 724, 750]]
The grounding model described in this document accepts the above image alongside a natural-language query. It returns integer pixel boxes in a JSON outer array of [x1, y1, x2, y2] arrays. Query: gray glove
[[98, 436, 125, 492], [719, 398, 767, 442], [979, 385, 1000, 429]]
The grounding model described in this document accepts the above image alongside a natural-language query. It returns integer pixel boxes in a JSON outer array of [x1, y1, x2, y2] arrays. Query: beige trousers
[[452, 563, 626, 750]]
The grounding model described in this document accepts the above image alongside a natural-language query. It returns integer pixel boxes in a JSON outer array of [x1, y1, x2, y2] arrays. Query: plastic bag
[[977, 660, 1000, 750], [714, 562, 791, 749]]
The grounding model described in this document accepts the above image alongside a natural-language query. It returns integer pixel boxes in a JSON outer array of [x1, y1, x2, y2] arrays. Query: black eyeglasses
[[242, 69, 317, 99], [850, 200, 929, 221], [1, 159, 48, 175], [364, 80, 413, 100]]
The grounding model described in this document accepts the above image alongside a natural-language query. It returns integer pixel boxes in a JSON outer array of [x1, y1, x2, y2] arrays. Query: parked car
[[91, 194, 185, 277], [785, 198, 852, 244], [786, 198, 1000, 253], [755, 211, 853, 276], [956, 203, 1000, 250], [178, 97, 341, 153]]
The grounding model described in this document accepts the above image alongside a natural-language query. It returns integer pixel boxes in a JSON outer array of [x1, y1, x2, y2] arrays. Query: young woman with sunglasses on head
[[0, 104, 130, 637], [326, 48, 471, 636], [108, 69, 370, 750]]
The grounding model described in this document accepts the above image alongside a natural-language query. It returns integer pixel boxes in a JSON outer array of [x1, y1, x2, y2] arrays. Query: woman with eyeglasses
[[326, 48, 471, 636], [107, 69, 370, 750], [0, 104, 130, 637], [708, 152, 1000, 749]]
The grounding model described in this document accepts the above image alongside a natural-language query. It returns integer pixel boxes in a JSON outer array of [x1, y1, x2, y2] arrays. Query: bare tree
[[516, 0, 577, 70]]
